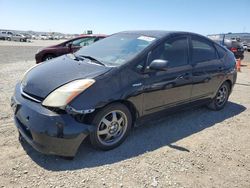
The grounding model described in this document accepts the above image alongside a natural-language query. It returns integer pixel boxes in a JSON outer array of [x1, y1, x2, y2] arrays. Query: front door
[[142, 36, 193, 115]]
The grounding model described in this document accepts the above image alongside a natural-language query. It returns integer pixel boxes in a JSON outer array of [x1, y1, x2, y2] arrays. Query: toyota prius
[[11, 31, 237, 158]]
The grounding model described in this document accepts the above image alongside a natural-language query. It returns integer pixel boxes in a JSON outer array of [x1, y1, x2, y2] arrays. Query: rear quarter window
[[215, 44, 227, 59]]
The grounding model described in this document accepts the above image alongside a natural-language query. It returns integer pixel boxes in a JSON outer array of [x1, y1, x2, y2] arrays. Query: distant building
[[83, 30, 93, 34]]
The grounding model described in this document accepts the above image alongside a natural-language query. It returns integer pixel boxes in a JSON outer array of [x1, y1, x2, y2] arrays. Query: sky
[[0, 0, 249, 35]]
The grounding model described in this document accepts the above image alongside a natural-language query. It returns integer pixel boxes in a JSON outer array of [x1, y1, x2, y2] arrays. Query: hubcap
[[216, 85, 228, 106], [97, 110, 128, 146]]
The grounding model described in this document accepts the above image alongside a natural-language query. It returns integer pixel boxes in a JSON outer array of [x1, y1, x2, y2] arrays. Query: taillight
[[231, 47, 237, 52]]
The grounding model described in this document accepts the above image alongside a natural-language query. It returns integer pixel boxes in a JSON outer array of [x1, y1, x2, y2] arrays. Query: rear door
[[190, 35, 224, 101], [142, 35, 193, 115]]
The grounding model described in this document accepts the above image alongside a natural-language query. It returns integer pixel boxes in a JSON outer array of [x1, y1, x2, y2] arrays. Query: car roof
[[117, 30, 207, 39], [118, 30, 190, 38], [78, 34, 107, 38]]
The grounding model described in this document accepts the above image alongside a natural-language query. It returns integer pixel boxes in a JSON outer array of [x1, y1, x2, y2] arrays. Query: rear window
[[191, 37, 217, 63]]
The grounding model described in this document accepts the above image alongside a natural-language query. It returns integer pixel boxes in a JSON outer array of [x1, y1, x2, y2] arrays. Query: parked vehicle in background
[[242, 42, 247, 51], [39, 34, 48, 40], [247, 43, 250, 52], [12, 31, 237, 157], [53, 35, 60, 40], [35, 34, 107, 63], [31, 35, 37, 39], [0, 31, 13, 40], [23, 33, 32, 40], [0, 31, 8, 40], [223, 39, 244, 59], [210, 38, 244, 60], [48, 35, 60, 40], [208, 32, 250, 57], [8, 33, 27, 42]]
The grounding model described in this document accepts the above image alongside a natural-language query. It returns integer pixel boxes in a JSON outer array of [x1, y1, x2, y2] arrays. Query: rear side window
[[215, 44, 226, 58], [191, 37, 217, 63]]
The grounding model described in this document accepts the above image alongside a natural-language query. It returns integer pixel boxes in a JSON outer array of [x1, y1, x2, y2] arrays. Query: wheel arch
[[104, 100, 139, 126], [88, 100, 139, 126], [224, 79, 233, 95], [42, 53, 56, 61], [225, 79, 232, 91]]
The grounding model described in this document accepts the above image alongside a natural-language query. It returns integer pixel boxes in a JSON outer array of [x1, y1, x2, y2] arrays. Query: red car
[[35, 34, 106, 63]]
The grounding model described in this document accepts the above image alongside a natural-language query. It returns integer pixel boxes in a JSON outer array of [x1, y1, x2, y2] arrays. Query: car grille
[[16, 118, 33, 140]]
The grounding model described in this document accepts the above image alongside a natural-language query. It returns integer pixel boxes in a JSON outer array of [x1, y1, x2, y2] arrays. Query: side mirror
[[149, 59, 168, 71], [66, 42, 72, 49]]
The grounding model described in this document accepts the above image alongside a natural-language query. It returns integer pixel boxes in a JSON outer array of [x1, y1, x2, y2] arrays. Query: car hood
[[22, 55, 111, 99]]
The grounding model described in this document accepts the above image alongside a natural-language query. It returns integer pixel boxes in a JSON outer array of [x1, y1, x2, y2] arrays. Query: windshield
[[76, 33, 156, 66]]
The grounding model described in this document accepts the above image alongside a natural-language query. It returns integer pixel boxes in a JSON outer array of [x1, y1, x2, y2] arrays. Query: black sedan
[[11, 31, 237, 158]]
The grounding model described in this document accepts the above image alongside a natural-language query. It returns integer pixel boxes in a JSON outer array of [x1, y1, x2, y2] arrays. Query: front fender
[[69, 68, 144, 117]]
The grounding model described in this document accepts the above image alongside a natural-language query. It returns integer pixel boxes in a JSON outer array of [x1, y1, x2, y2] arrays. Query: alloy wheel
[[215, 85, 228, 107], [97, 110, 128, 146]]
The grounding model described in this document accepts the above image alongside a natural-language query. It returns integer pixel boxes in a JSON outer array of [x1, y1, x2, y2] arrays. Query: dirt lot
[[0, 40, 250, 188]]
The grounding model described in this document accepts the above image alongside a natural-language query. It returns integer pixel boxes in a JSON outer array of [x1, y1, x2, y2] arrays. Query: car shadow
[[21, 101, 246, 171]]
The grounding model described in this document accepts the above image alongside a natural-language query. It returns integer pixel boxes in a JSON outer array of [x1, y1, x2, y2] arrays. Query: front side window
[[149, 37, 189, 67], [191, 37, 217, 63], [76, 33, 155, 66]]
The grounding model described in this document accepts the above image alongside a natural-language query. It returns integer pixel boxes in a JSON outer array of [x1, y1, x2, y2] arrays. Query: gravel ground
[[0, 40, 250, 188]]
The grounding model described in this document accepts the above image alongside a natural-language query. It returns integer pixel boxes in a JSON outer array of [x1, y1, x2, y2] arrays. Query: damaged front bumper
[[11, 83, 94, 157]]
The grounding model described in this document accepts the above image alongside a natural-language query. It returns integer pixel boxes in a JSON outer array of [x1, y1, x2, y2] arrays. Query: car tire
[[207, 82, 230, 111], [7, 37, 11, 41], [89, 103, 132, 150], [42, 54, 55, 61], [18, 132, 24, 143]]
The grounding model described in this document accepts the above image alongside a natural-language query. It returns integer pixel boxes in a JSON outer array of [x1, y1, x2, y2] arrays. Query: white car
[[242, 42, 247, 51], [39, 35, 48, 40], [31, 35, 38, 40], [247, 43, 250, 52]]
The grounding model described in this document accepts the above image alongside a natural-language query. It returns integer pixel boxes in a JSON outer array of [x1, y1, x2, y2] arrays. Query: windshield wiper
[[79, 55, 106, 66], [67, 53, 85, 61]]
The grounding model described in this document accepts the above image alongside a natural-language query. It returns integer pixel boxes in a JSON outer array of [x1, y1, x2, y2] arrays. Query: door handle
[[177, 73, 190, 80], [132, 83, 142, 87]]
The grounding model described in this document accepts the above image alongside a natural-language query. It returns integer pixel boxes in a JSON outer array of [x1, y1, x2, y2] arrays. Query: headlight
[[42, 79, 95, 108]]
